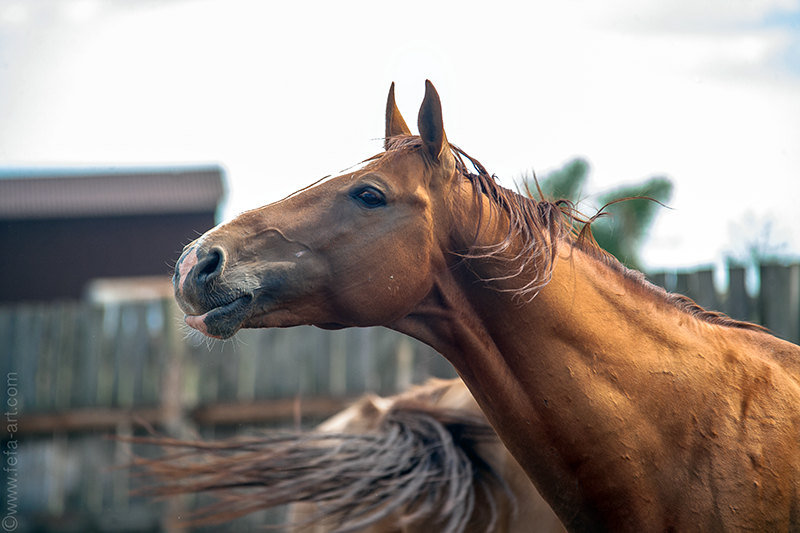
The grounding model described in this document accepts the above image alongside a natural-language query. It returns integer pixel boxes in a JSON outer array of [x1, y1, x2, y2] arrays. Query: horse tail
[[128, 400, 513, 533]]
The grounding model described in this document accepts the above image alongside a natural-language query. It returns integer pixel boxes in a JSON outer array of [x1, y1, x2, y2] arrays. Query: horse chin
[[316, 323, 348, 330], [184, 294, 254, 339]]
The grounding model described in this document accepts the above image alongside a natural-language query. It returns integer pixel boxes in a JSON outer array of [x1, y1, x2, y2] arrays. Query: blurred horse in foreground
[[131, 378, 565, 532]]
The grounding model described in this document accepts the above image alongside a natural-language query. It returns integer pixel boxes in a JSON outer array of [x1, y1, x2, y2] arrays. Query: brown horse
[[173, 81, 800, 531], [131, 378, 564, 532]]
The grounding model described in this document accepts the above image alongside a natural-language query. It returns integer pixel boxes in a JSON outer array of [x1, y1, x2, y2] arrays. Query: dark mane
[[383, 135, 766, 333]]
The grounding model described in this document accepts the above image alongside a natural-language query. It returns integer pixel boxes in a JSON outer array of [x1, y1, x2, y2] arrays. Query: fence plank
[[760, 264, 800, 343], [675, 269, 719, 311], [39, 306, 58, 408], [55, 302, 79, 410], [647, 272, 667, 291], [72, 304, 104, 408], [693, 269, 720, 311], [725, 265, 753, 323]]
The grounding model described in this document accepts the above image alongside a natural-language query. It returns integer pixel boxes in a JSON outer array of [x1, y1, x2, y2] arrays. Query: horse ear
[[385, 82, 411, 149], [417, 80, 449, 161]]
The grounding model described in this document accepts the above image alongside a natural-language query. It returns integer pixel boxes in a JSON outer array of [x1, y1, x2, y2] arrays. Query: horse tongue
[[185, 312, 219, 338]]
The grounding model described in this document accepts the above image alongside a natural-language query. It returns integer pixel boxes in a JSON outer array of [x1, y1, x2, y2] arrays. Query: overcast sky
[[1, 0, 798, 270]]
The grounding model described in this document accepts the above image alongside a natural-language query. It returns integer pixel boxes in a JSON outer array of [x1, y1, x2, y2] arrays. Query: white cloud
[[0, 0, 798, 268], [0, 3, 29, 26], [599, 0, 798, 31]]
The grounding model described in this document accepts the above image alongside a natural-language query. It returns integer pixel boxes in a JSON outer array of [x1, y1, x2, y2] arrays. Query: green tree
[[530, 158, 673, 271], [537, 157, 589, 201]]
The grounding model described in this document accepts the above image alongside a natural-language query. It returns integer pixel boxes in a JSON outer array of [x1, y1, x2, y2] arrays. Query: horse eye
[[353, 186, 386, 208]]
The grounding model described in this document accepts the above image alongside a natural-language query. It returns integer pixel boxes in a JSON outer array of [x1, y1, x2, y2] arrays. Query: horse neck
[[392, 231, 737, 529]]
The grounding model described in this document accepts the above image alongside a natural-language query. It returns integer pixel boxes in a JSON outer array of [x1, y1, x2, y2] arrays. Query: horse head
[[174, 81, 464, 338]]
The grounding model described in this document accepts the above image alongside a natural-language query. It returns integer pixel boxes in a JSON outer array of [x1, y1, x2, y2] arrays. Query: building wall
[[0, 212, 215, 302]]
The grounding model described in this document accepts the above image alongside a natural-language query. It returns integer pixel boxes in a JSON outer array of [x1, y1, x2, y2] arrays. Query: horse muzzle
[[173, 243, 252, 338]]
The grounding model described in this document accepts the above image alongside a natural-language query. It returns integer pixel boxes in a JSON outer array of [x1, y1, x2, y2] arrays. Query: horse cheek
[[328, 249, 432, 326]]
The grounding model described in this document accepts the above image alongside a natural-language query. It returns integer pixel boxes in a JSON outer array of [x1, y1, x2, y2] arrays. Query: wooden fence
[[1, 261, 798, 532], [648, 262, 800, 344], [0, 296, 455, 532]]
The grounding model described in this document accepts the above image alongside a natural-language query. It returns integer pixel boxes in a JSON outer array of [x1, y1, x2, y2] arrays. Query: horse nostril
[[196, 247, 225, 284]]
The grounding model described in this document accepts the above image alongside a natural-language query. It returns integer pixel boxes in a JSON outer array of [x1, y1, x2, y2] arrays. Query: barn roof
[[0, 165, 225, 220]]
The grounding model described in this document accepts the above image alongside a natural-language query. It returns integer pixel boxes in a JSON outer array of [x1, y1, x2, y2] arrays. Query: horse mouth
[[184, 294, 254, 339]]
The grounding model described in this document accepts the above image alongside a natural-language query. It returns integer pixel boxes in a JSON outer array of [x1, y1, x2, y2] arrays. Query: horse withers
[[174, 81, 800, 531]]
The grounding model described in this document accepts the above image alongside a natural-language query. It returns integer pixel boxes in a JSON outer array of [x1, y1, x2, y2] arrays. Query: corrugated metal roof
[[0, 166, 225, 219]]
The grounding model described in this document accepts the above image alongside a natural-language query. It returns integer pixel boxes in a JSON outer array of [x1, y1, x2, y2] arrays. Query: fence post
[[675, 268, 719, 311], [759, 264, 800, 344], [161, 297, 188, 436], [725, 265, 753, 323], [647, 272, 667, 291]]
